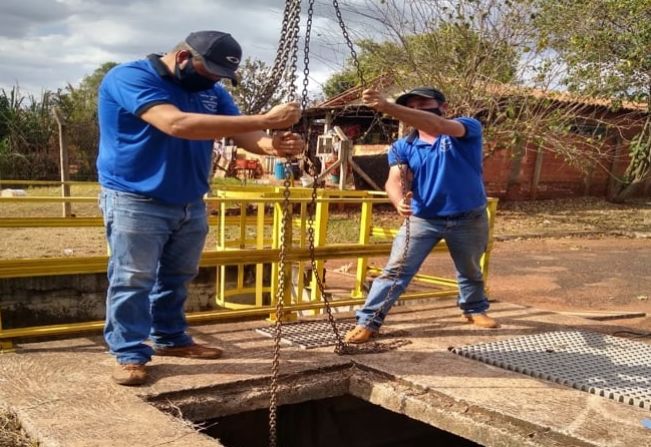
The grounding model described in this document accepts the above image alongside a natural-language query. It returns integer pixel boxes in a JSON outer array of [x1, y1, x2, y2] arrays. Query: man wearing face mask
[[97, 30, 304, 386], [344, 87, 499, 344]]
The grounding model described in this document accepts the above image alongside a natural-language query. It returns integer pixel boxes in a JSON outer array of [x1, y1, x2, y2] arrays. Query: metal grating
[[451, 330, 651, 410], [256, 320, 357, 349]]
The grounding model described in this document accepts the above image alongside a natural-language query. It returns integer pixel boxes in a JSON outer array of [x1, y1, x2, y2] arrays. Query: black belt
[[429, 208, 485, 220]]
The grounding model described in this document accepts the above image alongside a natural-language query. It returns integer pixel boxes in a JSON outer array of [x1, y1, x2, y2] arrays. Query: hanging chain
[[331, 0, 409, 349], [269, 1, 411, 443], [285, 0, 301, 102], [331, 0, 393, 142], [294, 0, 409, 356], [300, 0, 314, 111], [268, 166, 293, 447], [332, 0, 365, 87], [268, 2, 301, 446], [253, 0, 302, 113]]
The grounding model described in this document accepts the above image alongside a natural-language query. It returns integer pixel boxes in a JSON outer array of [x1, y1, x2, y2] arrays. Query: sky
[[0, 0, 372, 96]]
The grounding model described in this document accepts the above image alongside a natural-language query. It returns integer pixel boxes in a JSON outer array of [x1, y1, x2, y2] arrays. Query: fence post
[[52, 107, 71, 217]]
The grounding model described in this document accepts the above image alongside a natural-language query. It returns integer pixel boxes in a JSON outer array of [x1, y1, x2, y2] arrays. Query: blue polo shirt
[[387, 117, 487, 218], [97, 55, 240, 205]]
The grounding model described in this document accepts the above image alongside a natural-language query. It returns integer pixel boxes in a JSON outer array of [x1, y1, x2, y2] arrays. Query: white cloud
[[0, 0, 383, 97]]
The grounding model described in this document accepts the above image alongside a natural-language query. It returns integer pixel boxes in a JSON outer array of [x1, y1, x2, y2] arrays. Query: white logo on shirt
[[198, 93, 219, 113], [439, 136, 452, 153]]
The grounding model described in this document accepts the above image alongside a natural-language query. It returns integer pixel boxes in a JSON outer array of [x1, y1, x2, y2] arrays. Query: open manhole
[[200, 394, 480, 447]]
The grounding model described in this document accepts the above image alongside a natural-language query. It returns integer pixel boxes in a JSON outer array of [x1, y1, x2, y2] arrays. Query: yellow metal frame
[[353, 198, 498, 297], [0, 183, 497, 351]]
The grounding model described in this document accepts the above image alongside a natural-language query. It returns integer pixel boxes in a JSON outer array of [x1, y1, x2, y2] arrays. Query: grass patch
[[0, 410, 37, 447]]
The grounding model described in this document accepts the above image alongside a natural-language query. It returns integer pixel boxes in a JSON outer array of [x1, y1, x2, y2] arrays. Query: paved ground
[[1, 235, 650, 446], [2, 298, 651, 447]]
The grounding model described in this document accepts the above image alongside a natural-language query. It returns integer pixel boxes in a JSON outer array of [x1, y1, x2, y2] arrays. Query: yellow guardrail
[[0, 216, 274, 228], [0, 183, 497, 351]]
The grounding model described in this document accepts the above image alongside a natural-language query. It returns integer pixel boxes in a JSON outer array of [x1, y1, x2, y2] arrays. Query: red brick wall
[[483, 142, 648, 200]]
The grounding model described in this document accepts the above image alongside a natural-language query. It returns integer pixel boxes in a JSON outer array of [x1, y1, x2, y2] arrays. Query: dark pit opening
[[201, 394, 480, 447]]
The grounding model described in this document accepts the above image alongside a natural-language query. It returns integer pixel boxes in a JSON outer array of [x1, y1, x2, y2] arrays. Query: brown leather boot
[[344, 326, 376, 344], [112, 363, 147, 386], [154, 343, 223, 359], [463, 313, 500, 328]]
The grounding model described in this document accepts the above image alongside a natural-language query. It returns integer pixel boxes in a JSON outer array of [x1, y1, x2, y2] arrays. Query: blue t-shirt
[[387, 117, 487, 218], [97, 55, 240, 204]]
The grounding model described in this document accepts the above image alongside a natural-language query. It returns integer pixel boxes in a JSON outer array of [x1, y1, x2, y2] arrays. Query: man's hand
[[263, 102, 301, 129], [270, 131, 305, 158], [362, 89, 389, 112], [396, 191, 413, 217]]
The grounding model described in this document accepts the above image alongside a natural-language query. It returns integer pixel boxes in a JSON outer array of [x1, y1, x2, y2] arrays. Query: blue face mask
[[175, 56, 217, 92], [421, 107, 443, 116]]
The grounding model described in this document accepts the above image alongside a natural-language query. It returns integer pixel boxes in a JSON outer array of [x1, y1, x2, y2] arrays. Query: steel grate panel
[[451, 330, 651, 410], [256, 320, 357, 349]]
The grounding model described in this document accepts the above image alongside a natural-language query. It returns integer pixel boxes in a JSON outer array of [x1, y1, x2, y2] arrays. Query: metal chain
[[269, 163, 294, 447], [252, 0, 302, 113], [295, 0, 349, 355], [300, 0, 314, 111], [331, 0, 393, 143], [268, 1, 411, 443], [251, 0, 291, 113], [332, 0, 409, 350], [286, 0, 301, 102], [268, 3, 301, 446], [332, 0, 365, 87], [298, 0, 410, 356]]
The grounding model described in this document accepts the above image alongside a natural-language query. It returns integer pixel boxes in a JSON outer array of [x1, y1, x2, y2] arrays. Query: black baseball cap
[[185, 31, 242, 86], [395, 87, 446, 106]]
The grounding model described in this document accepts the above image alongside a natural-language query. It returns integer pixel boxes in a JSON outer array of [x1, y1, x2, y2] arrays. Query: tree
[[55, 62, 117, 179], [318, 0, 634, 199], [322, 1, 522, 99], [534, 0, 651, 201], [227, 57, 290, 114]]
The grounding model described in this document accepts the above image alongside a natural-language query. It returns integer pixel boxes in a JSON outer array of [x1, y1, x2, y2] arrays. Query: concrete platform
[[1, 299, 650, 447]]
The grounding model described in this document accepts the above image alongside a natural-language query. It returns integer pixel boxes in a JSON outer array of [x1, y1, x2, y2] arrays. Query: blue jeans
[[356, 209, 490, 331], [99, 188, 209, 364]]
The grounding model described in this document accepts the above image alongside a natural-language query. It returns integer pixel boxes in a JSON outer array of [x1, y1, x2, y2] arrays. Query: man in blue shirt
[[345, 87, 499, 344], [98, 30, 304, 385]]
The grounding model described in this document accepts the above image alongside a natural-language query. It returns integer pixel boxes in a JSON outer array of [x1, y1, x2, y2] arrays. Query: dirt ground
[[479, 237, 650, 331]]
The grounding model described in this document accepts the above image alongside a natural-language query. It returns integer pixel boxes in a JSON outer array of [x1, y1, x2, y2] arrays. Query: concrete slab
[[1, 299, 650, 447]]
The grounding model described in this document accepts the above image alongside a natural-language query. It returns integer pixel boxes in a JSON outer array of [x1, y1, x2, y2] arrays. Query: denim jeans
[[356, 208, 490, 331], [99, 188, 209, 364]]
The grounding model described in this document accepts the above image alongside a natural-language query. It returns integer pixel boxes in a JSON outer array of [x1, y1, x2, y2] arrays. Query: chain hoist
[[268, 0, 412, 444], [268, 3, 301, 445]]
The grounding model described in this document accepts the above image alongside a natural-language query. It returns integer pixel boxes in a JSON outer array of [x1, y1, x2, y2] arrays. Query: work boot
[[463, 313, 500, 329], [154, 343, 223, 359], [344, 326, 376, 344], [112, 363, 147, 386]]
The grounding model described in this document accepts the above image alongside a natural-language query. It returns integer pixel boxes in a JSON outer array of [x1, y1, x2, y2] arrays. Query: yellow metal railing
[[0, 183, 497, 351]]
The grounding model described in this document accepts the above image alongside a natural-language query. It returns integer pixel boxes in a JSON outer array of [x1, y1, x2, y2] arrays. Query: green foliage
[[323, 14, 519, 98], [534, 0, 651, 199], [534, 0, 651, 103], [0, 86, 57, 180], [0, 62, 117, 181], [54, 62, 117, 180]]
